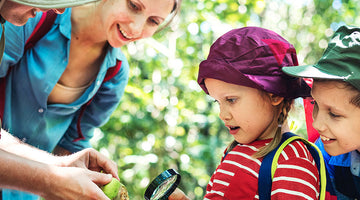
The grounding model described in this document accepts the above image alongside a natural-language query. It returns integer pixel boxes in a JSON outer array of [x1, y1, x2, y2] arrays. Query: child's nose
[[312, 113, 326, 133], [219, 107, 231, 121]]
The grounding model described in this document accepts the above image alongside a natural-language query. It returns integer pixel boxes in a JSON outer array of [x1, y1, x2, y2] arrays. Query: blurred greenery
[[92, 0, 360, 199]]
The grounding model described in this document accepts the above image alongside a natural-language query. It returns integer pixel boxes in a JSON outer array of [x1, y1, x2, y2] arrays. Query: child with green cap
[[283, 25, 360, 199]]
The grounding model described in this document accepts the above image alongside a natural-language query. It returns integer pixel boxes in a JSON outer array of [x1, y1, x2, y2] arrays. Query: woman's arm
[[0, 129, 119, 199], [0, 129, 118, 176]]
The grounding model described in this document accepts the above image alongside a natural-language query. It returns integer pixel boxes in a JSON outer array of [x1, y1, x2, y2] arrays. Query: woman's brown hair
[[155, 0, 182, 33]]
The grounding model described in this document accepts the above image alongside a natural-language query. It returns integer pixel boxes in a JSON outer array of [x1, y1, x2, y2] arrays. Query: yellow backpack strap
[[271, 135, 327, 200]]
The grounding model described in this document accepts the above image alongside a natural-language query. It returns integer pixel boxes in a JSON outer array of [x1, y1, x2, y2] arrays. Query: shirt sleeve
[[57, 57, 130, 152]]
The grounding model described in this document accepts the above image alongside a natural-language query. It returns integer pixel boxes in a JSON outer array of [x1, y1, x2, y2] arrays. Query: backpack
[[0, 10, 122, 141], [258, 132, 327, 200]]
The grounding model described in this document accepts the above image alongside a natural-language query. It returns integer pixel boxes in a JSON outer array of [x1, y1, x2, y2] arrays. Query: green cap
[[282, 25, 360, 90], [10, 0, 100, 9]]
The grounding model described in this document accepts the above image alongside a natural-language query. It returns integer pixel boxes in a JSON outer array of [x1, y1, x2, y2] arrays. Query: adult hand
[[0, 131, 118, 179], [169, 188, 191, 200], [57, 148, 119, 180], [41, 165, 112, 200], [0, 132, 118, 198]]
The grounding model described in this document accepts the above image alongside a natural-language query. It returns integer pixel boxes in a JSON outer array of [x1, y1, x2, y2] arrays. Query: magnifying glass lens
[[144, 169, 181, 200], [151, 176, 178, 199]]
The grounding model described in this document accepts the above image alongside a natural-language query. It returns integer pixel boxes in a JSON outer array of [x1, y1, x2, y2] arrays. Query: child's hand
[[169, 188, 191, 200]]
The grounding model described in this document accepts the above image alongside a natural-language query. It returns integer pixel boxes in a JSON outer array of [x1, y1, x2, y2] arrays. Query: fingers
[[91, 171, 114, 186], [90, 181, 112, 200], [88, 171, 115, 200], [44, 166, 113, 200], [83, 179, 112, 200], [76, 169, 112, 200], [87, 149, 119, 180]]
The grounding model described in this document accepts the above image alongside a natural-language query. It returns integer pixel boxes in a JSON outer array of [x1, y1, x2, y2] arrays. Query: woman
[[0, 0, 181, 199]]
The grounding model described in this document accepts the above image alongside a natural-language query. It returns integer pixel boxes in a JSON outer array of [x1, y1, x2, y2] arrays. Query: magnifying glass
[[144, 169, 181, 200]]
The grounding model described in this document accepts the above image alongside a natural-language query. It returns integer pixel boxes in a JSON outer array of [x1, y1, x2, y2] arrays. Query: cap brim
[[10, 0, 100, 9], [282, 65, 343, 80]]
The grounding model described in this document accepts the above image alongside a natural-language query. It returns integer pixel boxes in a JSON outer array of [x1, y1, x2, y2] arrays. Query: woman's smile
[[116, 24, 133, 41]]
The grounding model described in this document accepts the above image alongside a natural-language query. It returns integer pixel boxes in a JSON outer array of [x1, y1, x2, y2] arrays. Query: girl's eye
[[129, 1, 140, 11], [148, 18, 160, 26], [226, 98, 236, 103]]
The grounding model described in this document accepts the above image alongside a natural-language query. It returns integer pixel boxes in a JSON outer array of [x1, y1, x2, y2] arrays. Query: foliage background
[[92, 0, 360, 199]]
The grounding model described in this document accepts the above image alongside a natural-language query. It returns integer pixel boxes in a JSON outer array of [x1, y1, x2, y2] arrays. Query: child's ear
[[269, 93, 284, 106]]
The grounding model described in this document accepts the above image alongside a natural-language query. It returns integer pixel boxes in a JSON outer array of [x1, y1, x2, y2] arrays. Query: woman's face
[[0, 1, 64, 26], [204, 78, 279, 144], [101, 0, 174, 47], [312, 81, 360, 156]]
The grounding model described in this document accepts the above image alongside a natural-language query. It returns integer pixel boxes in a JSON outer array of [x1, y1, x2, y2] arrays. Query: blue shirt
[[316, 139, 360, 199], [0, 9, 129, 199]]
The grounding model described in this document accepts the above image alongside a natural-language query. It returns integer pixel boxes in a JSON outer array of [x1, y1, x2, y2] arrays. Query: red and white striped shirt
[[204, 137, 320, 200]]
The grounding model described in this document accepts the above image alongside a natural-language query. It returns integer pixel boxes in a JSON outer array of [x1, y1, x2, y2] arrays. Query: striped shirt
[[204, 137, 320, 200]]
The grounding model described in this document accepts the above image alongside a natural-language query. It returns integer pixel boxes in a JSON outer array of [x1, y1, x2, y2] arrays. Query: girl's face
[[100, 0, 174, 47], [204, 78, 279, 144], [312, 81, 360, 156]]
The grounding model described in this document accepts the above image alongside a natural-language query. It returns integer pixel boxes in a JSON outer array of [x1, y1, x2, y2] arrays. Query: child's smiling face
[[204, 78, 280, 144], [312, 80, 360, 156]]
